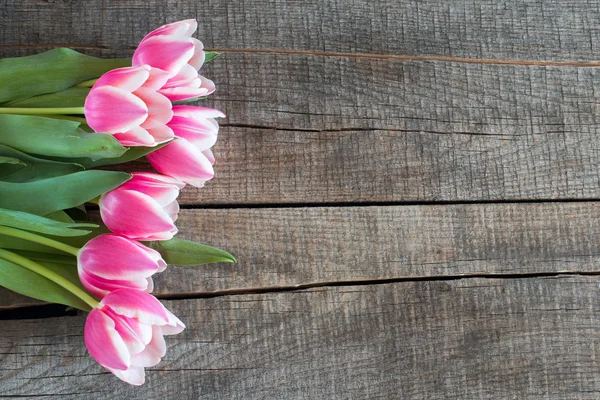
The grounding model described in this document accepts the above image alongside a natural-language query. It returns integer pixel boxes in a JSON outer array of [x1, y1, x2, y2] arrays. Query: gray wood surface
[[3, 0, 600, 398], [2, 277, 600, 399]]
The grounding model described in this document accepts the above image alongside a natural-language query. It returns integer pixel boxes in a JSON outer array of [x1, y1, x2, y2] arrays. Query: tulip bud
[[84, 65, 174, 146], [147, 106, 225, 188], [78, 234, 167, 298], [99, 172, 184, 241], [84, 289, 184, 385], [132, 19, 215, 101]]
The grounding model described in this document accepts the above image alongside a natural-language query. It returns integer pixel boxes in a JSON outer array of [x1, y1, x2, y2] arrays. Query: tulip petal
[[103, 290, 169, 326], [79, 235, 161, 280], [162, 310, 186, 335], [163, 199, 180, 223], [119, 176, 180, 208], [80, 270, 151, 298], [144, 19, 196, 40], [130, 326, 165, 368], [203, 149, 216, 165], [113, 126, 156, 147], [110, 365, 146, 386], [100, 189, 177, 241], [84, 309, 130, 370], [158, 80, 214, 101], [129, 172, 185, 189], [94, 66, 150, 93], [141, 67, 171, 91], [169, 124, 217, 151], [135, 87, 173, 130], [133, 36, 195, 78], [85, 86, 148, 133], [147, 138, 214, 187], [146, 125, 175, 144], [188, 38, 205, 70], [163, 64, 199, 88], [172, 105, 226, 120], [106, 310, 153, 355]]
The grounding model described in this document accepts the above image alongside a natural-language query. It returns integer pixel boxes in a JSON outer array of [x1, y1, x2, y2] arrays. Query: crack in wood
[[155, 271, 600, 300], [178, 197, 600, 210], [2, 271, 597, 320]]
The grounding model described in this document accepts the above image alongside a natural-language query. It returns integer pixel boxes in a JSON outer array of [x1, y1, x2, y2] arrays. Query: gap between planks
[[179, 197, 600, 210], [2, 272, 599, 320], [2, 44, 600, 68]]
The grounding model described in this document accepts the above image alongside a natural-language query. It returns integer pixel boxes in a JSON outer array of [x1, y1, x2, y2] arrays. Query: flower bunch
[[0, 20, 234, 385]]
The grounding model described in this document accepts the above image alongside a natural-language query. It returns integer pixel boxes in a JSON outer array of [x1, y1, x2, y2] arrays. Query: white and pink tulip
[[147, 106, 225, 188], [99, 172, 184, 241], [84, 65, 174, 147], [84, 289, 185, 385], [77, 234, 167, 298], [133, 19, 215, 102]]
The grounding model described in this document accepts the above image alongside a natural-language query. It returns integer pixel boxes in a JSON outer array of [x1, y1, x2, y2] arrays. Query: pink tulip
[[78, 234, 167, 298], [85, 65, 174, 146], [147, 106, 225, 187], [100, 172, 184, 241], [84, 289, 184, 385], [132, 19, 215, 101]]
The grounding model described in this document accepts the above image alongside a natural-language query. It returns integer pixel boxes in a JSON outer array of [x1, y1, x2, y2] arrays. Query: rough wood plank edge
[[46, 51, 600, 205], [3, 201, 600, 308], [3, 0, 600, 61], [144, 203, 600, 295], [2, 51, 600, 203], [5, 201, 600, 308], [1, 276, 600, 399]]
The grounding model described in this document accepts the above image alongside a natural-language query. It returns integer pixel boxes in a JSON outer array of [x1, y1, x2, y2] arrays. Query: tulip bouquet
[[0, 20, 234, 385]]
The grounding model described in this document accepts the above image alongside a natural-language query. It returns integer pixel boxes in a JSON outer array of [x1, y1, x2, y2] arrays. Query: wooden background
[[2, 0, 600, 398]]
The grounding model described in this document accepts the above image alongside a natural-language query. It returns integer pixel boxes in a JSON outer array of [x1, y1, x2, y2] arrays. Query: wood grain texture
[[5, 201, 600, 307], [1, 276, 600, 399], [8, 52, 600, 205], [181, 54, 600, 204], [3, 0, 600, 62], [4, 5, 600, 203], [152, 203, 600, 294]]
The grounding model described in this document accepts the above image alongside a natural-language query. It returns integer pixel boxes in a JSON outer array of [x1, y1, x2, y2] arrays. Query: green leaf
[[204, 51, 220, 63], [0, 156, 26, 166], [50, 140, 171, 168], [0, 115, 127, 160], [0, 170, 131, 216], [44, 210, 75, 223], [0, 48, 130, 103], [0, 145, 83, 182], [145, 237, 236, 265], [0, 207, 97, 237], [0, 258, 90, 311], [5, 87, 90, 108]]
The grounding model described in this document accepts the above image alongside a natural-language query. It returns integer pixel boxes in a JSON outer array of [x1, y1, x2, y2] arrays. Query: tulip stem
[[45, 115, 88, 124], [0, 226, 80, 257], [75, 78, 99, 88], [0, 107, 85, 115], [0, 248, 99, 309]]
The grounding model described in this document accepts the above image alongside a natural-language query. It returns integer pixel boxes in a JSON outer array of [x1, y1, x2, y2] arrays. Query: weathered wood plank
[[3, 0, 600, 62], [1, 276, 599, 399], [13, 53, 597, 205], [151, 203, 600, 294], [2, 201, 600, 308]]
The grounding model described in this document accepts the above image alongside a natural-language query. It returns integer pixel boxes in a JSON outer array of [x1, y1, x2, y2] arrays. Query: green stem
[[75, 78, 99, 88], [0, 107, 85, 115], [0, 226, 80, 256], [43, 115, 88, 124], [0, 248, 98, 309]]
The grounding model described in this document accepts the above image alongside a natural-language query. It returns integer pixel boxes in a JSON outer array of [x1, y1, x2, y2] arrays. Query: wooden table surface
[[3, 0, 600, 398]]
